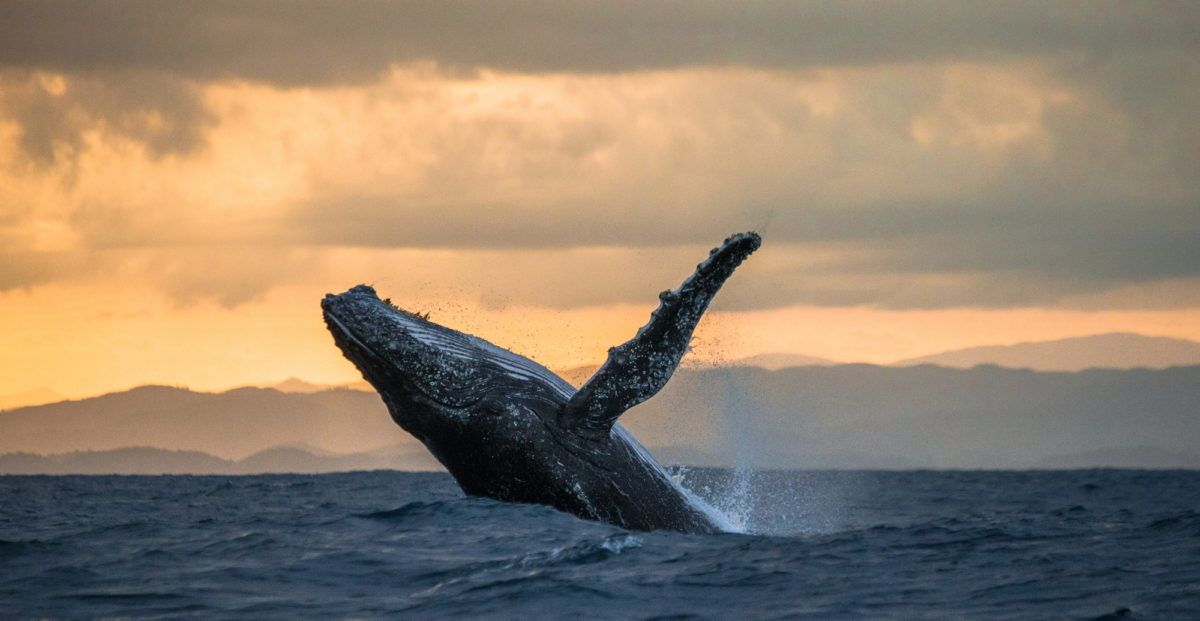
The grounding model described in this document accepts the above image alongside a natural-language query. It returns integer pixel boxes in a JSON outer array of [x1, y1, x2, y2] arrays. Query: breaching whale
[[321, 232, 761, 533]]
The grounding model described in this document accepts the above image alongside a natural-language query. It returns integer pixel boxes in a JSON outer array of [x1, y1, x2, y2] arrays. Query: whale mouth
[[321, 287, 496, 409], [323, 311, 376, 363], [322, 306, 399, 391]]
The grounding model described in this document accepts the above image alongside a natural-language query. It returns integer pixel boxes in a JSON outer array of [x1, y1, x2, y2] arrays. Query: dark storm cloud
[[1, 1, 1196, 83], [0, 70, 212, 163]]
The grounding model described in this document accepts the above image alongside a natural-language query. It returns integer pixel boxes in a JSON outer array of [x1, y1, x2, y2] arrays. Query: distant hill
[[267, 378, 333, 393], [894, 333, 1200, 371], [557, 352, 835, 380], [0, 387, 64, 411], [265, 378, 372, 393], [728, 352, 835, 370], [0, 386, 408, 459], [617, 364, 1200, 469], [3, 364, 1199, 470], [0, 445, 441, 475]]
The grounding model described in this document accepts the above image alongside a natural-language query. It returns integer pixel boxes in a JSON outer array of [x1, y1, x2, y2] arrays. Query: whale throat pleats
[[560, 232, 762, 438]]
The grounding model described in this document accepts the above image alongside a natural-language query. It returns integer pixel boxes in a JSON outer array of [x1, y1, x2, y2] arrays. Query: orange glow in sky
[[2, 7, 1198, 402]]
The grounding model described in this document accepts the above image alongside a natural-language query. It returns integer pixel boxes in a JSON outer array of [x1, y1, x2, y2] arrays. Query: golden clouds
[[1, 60, 1197, 308], [0, 3, 1197, 398]]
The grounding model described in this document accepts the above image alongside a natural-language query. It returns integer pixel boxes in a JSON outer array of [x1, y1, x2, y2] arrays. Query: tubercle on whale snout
[[322, 232, 761, 534]]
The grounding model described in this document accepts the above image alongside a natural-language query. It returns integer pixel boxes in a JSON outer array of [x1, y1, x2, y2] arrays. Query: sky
[[1, 1, 1198, 399]]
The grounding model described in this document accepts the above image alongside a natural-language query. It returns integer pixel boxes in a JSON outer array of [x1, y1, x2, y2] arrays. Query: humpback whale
[[322, 232, 761, 533]]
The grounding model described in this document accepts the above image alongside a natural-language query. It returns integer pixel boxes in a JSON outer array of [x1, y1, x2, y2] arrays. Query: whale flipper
[[561, 232, 762, 438]]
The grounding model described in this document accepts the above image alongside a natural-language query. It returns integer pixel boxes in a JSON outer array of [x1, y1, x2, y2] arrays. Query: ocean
[[2, 470, 1198, 619]]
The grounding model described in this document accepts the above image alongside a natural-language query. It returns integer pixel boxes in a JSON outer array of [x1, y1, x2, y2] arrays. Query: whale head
[[321, 285, 573, 443]]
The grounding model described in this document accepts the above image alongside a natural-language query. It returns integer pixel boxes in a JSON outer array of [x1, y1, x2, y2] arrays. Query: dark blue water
[[2, 470, 1198, 619]]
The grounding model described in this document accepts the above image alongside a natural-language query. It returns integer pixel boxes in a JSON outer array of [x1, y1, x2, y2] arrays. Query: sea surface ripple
[[2, 470, 1198, 619]]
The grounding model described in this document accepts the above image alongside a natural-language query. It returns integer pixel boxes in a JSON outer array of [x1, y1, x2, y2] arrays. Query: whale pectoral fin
[[560, 232, 762, 438]]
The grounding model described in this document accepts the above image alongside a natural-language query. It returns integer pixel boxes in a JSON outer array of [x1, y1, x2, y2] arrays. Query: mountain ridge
[[894, 333, 1200, 371], [3, 364, 1198, 470], [5, 332, 1194, 410], [0, 444, 441, 475], [0, 385, 408, 459]]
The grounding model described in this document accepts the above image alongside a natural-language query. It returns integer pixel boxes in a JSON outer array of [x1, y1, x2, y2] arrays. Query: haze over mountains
[[0, 445, 440, 476], [727, 353, 836, 370], [3, 359, 1197, 473], [4, 332, 1197, 473], [894, 333, 1200, 372], [631, 364, 1200, 469], [6, 333, 1197, 411], [0, 386, 402, 459], [471, 333, 1200, 393]]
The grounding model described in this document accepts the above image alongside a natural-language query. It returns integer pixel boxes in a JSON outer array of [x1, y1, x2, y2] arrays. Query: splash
[[669, 368, 845, 536], [678, 475, 745, 535], [716, 369, 757, 531]]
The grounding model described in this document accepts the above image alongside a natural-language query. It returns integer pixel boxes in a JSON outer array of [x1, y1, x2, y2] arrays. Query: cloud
[[4, 63, 1198, 309], [279, 63, 1199, 299], [3, 2, 1191, 164], [0, 69, 212, 164], [0, 250, 85, 290], [140, 247, 323, 308], [2, 1, 1196, 82], [0, 6, 1196, 310]]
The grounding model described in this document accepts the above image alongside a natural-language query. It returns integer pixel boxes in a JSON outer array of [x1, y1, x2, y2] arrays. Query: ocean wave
[[192, 530, 281, 557], [505, 533, 644, 570], [1145, 510, 1200, 533], [0, 537, 45, 555], [355, 500, 455, 521], [352, 496, 577, 528], [5, 470, 1200, 619], [407, 533, 643, 602]]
